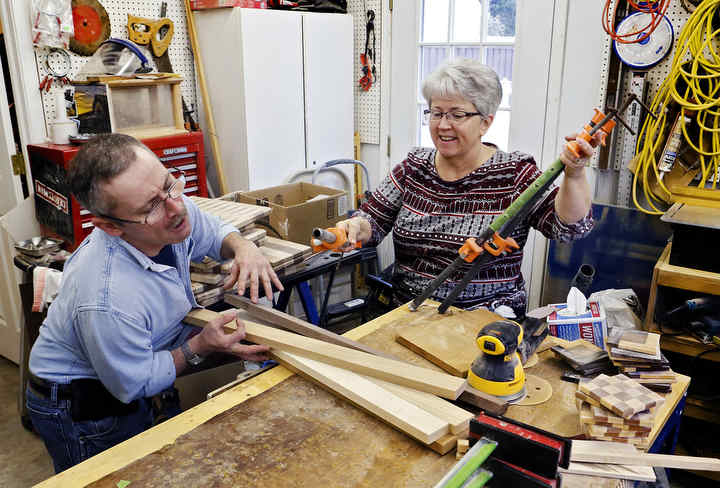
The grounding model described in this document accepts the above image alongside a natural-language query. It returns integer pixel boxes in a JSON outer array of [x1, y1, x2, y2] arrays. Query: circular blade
[[69, 0, 111, 56]]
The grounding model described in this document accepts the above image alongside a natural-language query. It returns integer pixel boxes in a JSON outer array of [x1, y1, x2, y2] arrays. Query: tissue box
[[546, 301, 607, 348]]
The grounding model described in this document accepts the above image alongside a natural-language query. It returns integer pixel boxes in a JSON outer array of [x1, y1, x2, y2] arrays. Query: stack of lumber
[[576, 373, 665, 449], [551, 339, 613, 376], [606, 327, 675, 393], [190, 195, 271, 231], [566, 439, 720, 482], [184, 304, 476, 455], [190, 237, 312, 306], [189, 227, 266, 306], [189, 196, 312, 305]]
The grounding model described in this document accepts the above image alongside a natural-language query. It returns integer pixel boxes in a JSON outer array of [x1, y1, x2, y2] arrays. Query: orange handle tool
[[566, 108, 617, 158], [310, 227, 362, 253], [458, 233, 520, 263]]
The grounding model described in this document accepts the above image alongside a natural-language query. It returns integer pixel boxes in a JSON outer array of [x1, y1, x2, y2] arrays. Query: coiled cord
[[633, 0, 720, 214]]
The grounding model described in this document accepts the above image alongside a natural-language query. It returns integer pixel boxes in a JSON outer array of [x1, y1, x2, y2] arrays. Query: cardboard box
[[224, 183, 349, 245], [546, 301, 607, 348]]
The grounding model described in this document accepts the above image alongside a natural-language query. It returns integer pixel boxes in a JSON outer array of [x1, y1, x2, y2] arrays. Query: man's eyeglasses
[[98, 170, 186, 226], [423, 109, 484, 125]]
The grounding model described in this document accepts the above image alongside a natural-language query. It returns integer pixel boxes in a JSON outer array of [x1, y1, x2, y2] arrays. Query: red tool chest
[[28, 131, 208, 250]]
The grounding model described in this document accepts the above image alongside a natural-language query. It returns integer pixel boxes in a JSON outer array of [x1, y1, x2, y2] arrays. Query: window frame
[[416, 0, 516, 146]]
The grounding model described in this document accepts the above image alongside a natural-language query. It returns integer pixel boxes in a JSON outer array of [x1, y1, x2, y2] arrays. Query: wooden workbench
[[35, 303, 689, 487]]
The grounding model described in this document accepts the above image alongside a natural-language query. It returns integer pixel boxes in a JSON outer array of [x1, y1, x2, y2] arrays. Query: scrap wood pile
[[606, 327, 675, 393], [189, 196, 311, 306], [576, 373, 664, 450], [548, 327, 677, 449]]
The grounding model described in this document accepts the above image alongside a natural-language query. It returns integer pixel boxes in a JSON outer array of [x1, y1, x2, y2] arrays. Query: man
[[26, 133, 283, 473]]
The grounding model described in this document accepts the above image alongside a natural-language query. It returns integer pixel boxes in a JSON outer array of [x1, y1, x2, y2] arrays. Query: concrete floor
[[0, 357, 54, 487], [1, 351, 717, 487]]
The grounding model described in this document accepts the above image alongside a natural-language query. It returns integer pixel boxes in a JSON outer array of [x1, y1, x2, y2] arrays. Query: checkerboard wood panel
[[579, 374, 663, 419]]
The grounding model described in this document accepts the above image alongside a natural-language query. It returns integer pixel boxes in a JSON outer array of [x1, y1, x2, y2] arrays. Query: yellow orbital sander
[[467, 320, 527, 403]]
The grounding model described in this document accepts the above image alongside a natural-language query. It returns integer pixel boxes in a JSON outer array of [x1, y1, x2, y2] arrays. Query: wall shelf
[[645, 242, 720, 362]]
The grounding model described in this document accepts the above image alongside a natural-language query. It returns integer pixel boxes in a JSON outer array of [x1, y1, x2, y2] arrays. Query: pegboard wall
[[349, 0, 382, 145], [593, 0, 695, 206], [36, 1, 382, 145], [35, 0, 197, 134]]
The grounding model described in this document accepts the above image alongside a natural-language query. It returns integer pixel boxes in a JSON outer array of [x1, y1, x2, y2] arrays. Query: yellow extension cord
[[633, 0, 720, 214]]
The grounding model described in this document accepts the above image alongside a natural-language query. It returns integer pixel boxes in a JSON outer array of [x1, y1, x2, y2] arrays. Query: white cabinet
[[195, 8, 354, 192]]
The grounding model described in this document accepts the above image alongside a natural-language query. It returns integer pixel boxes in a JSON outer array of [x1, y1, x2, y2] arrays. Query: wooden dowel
[[183, 0, 229, 195]]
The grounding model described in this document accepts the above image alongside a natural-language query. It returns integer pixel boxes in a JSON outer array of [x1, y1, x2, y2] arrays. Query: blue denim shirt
[[29, 196, 236, 403]]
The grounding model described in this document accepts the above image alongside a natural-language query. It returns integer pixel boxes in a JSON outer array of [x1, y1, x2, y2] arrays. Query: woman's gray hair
[[67, 133, 151, 216], [421, 58, 502, 117]]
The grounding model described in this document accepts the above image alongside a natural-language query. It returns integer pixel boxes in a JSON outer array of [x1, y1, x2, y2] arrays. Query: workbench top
[[34, 303, 689, 487]]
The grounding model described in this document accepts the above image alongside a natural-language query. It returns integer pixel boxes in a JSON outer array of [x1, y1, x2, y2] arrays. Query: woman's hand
[[335, 216, 372, 251], [559, 132, 603, 179]]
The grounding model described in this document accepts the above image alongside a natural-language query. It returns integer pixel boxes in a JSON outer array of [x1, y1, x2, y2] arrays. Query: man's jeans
[[26, 384, 154, 473]]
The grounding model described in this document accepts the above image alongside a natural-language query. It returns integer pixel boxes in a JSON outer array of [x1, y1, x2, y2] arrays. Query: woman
[[338, 58, 599, 317]]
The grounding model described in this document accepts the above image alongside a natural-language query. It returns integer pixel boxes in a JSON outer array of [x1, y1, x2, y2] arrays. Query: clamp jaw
[[459, 233, 520, 263]]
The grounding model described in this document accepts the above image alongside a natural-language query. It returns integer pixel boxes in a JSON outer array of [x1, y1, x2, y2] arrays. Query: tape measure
[[613, 12, 674, 69]]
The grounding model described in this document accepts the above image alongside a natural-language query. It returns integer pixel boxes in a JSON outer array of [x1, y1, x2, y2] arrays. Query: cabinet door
[[195, 8, 249, 191], [302, 13, 354, 194], [241, 10, 306, 190]]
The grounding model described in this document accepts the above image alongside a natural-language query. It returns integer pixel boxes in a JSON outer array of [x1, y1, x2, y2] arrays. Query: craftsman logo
[[35, 181, 69, 214], [163, 146, 188, 156]]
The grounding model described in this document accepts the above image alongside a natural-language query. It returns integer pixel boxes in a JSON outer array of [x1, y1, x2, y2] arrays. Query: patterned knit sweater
[[355, 146, 594, 315]]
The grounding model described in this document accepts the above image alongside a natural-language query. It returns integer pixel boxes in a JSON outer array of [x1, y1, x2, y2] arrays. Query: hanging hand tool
[[69, 0, 111, 56], [410, 97, 643, 314], [358, 9, 376, 91], [128, 3, 198, 131], [310, 227, 361, 253], [127, 14, 174, 58]]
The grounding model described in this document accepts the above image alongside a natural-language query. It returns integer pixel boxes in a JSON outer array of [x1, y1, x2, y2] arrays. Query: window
[[417, 0, 516, 150]]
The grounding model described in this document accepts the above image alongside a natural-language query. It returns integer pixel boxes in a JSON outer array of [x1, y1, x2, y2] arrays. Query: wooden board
[[190, 196, 271, 229], [186, 310, 466, 400], [587, 423, 650, 438], [617, 330, 660, 356], [571, 440, 720, 471], [258, 236, 312, 271], [394, 306, 503, 377], [274, 350, 450, 444], [219, 298, 507, 415], [590, 403, 655, 428], [561, 443, 655, 482], [223, 294, 398, 359], [562, 462, 656, 483], [189, 272, 224, 285], [367, 377, 473, 434]]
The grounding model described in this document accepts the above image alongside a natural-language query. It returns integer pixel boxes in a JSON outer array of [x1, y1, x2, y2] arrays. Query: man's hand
[[221, 233, 284, 303], [190, 311, 270, 361], [335, 216, 372, 251]]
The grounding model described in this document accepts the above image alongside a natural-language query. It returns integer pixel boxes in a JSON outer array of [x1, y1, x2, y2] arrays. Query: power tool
[[310, 227, 361, 253], [467, 320, 526, 402]]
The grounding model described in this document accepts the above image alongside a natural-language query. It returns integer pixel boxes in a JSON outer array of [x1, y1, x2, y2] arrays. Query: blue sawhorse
[[273, 248, 378, 327]]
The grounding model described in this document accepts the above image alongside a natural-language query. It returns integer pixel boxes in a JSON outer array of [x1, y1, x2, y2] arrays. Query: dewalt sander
[[468, 317, 548, 403], [468, 320, 526, 402]]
